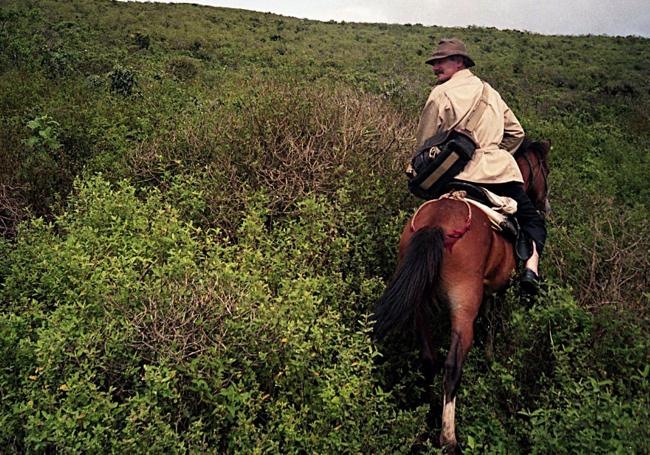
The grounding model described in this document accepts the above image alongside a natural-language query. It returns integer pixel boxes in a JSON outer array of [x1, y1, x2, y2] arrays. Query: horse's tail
[[374, 226, 445, 338]]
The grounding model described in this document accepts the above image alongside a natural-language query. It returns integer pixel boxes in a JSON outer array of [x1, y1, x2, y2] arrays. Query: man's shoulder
[[432, 71, 481, 97], [447, 70, 484, 89]]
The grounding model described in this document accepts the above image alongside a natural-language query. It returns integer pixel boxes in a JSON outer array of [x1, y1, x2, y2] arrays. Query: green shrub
[[23, 115, 62, 152], [108, 65, 138, 96], [454, 288, 650, 454], [166, 55, 200, 81], [17, 115, 68, 214], [40, 47, 77, 79], [134, 32, 150, 50], [0, 176, 423, 452]]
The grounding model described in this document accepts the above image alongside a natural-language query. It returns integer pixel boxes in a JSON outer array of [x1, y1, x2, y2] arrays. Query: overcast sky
[[131, 0, 650, 37]]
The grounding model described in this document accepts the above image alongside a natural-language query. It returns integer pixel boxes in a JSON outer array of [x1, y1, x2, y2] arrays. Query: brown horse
[[375, 139, 550, 452]]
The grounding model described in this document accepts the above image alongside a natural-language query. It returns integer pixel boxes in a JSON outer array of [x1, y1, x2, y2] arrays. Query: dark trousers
[[462, 181, 547, 255]]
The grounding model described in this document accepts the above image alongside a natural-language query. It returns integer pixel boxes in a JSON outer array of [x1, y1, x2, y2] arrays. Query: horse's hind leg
[[440, 287, 482, 452], [416, 307, 442, 389], [480, 291, 502, 362], [415, 307, 443, 430]]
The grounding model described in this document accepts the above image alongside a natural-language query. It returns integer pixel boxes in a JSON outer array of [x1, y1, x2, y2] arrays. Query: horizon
[[126, 0, 650, 38]]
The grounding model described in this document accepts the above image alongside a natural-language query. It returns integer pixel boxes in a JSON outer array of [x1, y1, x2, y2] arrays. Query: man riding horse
[[416, 38, 546, 292]]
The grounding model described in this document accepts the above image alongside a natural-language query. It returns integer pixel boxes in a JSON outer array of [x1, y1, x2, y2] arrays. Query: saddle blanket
[[442, 189, 517, 234]]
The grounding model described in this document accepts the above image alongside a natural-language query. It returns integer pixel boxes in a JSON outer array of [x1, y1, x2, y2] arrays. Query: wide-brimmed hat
[[425, 38, 475, 67]]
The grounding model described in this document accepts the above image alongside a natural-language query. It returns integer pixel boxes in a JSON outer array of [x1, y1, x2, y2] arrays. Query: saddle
[[441, 182, 533, 261]]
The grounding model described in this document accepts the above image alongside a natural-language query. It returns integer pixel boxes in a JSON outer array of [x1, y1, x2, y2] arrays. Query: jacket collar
[[449, 68, 473, 81], [434, 68, 475, 89]]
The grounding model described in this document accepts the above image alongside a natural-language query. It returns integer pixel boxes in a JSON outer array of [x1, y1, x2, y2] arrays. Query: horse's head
[[515, 139, 551, 215]]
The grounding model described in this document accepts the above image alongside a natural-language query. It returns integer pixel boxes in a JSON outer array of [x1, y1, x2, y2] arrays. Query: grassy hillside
[[1, 0, 648, 452]]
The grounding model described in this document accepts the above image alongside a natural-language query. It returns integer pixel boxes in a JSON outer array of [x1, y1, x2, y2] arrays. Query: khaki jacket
[[415, 69, 525, 184]]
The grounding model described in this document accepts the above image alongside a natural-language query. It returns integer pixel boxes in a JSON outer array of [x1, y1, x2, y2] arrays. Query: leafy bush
[[0, 176, 423, 452], [134, 32, 151, 50], [454, 288, 649, 454], [108, 65, 138, 96], [126, 79, 414, 237], [166, 55, 200, 81], [23, 115, 62, 152], [40, 47, 77, 79], [15, 115, 69, 216]]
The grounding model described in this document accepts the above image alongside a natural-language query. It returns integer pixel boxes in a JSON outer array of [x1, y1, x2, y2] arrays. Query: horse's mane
[[514, 137, 545, 159], [514, 137, 532, 157]]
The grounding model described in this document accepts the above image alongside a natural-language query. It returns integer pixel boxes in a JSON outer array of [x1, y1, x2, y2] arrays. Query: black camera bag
[[406, 130, 477, 200]]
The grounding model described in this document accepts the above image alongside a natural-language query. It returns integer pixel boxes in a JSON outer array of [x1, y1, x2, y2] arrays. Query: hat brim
[[425, 54, 475, 67]]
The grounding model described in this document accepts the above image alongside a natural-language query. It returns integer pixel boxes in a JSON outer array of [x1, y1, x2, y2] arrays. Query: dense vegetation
[[1, 0, 648, 452]]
